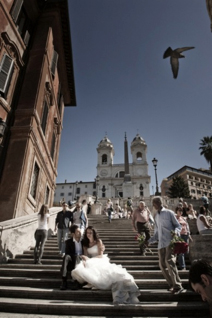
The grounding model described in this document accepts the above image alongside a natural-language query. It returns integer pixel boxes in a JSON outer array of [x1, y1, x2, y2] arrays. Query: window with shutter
[[45, 186, 50, 205], [11, 0, 23, 23], [30, 162, 40, 199], [41, 100, 49, 135], [0, 54, 14, 96], [50, 50, 59, 78], [23, 30, 30, 46], [51, 132, 56, 160]]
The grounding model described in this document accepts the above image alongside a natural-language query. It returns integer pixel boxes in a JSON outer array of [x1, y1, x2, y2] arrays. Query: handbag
[[173, 242, 188, 254]]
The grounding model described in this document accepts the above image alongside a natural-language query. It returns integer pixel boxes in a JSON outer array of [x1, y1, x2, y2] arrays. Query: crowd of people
[[33, 196, 212, 311]]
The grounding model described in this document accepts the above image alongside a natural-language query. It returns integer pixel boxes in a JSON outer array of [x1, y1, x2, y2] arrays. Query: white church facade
[[54, 133, 151, 204], [96, 134, 150, 199]]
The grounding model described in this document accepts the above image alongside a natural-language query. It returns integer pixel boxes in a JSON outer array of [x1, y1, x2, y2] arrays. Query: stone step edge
[[0, 297, 206, 308], [0, 276, 189, 283], [0, 268, 188, 274], [0, 315, 208, 318]]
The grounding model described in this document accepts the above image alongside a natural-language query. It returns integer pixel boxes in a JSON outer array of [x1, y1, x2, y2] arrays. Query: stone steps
[[0, 268, 189, 279], [0, 286, 200, 302], [0, 297, 209, 317], [0, 276, 190, 289], [0, 214, 209, 317]]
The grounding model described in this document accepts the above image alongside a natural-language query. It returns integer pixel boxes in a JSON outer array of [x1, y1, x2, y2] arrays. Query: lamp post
[[152, 157, 159, 195], [95, 175, 100, 203]]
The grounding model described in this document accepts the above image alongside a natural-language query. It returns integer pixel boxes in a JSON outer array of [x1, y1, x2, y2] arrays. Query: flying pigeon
[[163, 46, 195, 79]]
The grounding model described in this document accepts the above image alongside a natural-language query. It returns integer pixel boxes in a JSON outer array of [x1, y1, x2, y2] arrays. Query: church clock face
[[100, 169, 108, 177]]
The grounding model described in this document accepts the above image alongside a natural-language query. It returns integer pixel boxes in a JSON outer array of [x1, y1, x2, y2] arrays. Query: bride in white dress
[[71, 226, 140, 304]]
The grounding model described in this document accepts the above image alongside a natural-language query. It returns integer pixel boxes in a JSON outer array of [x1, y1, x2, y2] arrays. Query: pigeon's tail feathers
[[176, 46, 195, 53], [163, 47, 173, 59]]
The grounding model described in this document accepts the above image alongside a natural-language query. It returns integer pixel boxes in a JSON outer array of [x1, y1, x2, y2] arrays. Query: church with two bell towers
[[96, 133, 151, 199], [55, 133, 151, 203]]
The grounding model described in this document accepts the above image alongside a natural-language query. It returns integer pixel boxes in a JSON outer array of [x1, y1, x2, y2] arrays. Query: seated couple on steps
[[60, 224, 140, 305]]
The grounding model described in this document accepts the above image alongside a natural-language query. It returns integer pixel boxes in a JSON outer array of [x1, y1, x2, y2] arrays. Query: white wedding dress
[[71, 245, 140, 304]]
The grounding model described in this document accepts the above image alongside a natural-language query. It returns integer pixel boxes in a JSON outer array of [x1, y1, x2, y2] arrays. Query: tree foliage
[[199, 136, 212, 171], [168, 176, 190, 198]]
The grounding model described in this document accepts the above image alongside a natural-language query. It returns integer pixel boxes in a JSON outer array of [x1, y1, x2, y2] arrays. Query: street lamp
[[152, 158, 159, 195], [95, 175, 100, 203]]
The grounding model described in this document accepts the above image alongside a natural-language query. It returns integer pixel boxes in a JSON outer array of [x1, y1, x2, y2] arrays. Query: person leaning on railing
[[197, 206, 212, 235]]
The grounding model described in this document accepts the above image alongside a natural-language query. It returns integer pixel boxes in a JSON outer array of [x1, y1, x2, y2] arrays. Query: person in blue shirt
[[147, 196, 183, 294]]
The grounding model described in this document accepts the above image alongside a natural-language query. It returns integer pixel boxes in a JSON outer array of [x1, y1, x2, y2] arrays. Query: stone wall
[[189, 234, 212, 263]]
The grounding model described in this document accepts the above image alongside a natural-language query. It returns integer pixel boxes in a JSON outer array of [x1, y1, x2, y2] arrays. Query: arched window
[[115, 171, 125, 178], [102, 154, 107, 164], [140, 184, 144, 197], [102, 185, 106, 198], [137, 152, 142, 161]]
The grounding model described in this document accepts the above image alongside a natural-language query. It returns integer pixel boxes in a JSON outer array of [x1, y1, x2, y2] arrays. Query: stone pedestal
[[91, 202, 102, 215], [123, 182, 133, 198], [187, 218, 198, 235], [189, 234, 212, 263]]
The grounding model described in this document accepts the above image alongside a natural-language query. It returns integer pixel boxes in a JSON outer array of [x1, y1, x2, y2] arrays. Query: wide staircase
[[0, 215, 209, 317]]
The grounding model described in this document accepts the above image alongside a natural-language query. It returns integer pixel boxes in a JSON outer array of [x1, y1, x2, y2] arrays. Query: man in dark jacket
[[60, 224, 84, 290], [55, 202, 73, 256]]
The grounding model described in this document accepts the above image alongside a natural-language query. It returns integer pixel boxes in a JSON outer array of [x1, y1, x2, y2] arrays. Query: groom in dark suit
[[60, 224, 84, 290]]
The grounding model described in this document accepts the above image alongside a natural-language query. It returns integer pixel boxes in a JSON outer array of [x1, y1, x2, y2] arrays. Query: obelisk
[[123, 133, 133, 197]]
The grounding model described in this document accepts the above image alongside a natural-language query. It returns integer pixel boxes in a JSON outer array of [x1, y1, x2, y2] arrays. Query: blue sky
[[57, 0, 212, 195]]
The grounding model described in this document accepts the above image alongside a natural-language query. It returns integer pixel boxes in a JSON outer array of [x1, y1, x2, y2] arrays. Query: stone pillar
[[91, 202, 102, 215]]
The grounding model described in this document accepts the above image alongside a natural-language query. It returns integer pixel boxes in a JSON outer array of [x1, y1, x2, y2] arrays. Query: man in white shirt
[[147, 196, 183, 294]]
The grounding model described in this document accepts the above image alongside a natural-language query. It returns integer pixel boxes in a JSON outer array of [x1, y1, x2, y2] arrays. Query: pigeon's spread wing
[[170, 57, 179, 79], [175, 47, 195, 53], [163, 47, 172, 59]]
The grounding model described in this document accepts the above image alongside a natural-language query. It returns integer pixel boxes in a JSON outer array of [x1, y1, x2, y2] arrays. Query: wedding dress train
[[71, 245, 140, 304]]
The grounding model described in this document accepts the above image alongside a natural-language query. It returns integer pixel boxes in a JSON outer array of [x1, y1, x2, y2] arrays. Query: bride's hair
[[83, 226, 100, 247]]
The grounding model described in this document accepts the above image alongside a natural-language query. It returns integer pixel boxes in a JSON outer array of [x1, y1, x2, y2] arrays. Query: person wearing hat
[[55, 202, 73, 256]]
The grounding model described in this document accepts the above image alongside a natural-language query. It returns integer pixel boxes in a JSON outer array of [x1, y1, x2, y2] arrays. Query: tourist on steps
[[175, 206, 191, 271], [55, 202, 73, 256], [106, 199, 113, 222], [197, 206, 212, 235], [132, 200, 152, 256], [34, 204, 49, 265], [73, 202, 88, 234], [146, 196, 184, 294], [71, 226, 140, 305]]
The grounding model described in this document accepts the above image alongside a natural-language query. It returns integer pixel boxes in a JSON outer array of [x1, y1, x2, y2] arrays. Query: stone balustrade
[[189, 234, 212, 263], [0, 207, 61, 263]]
